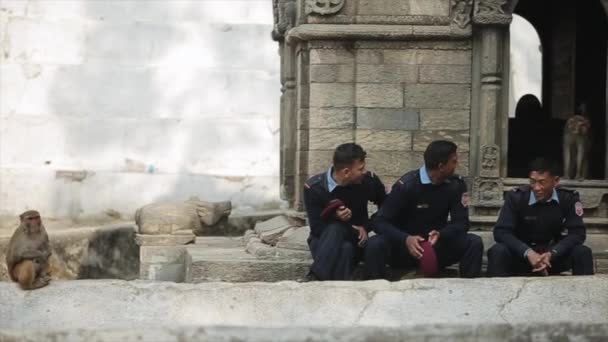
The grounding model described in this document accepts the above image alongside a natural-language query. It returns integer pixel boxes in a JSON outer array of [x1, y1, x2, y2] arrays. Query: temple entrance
[[506, 0, 608, 179]]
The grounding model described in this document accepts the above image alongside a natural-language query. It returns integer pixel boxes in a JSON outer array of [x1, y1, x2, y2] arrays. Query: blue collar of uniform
[[419, 166, 432, 184], [528, 189, 559, 205], [327, 168, 338, 192]]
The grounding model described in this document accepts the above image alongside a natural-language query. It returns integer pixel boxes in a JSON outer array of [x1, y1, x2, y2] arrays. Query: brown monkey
[[5, 210, 52, 290], [563, 115, 591, 180]]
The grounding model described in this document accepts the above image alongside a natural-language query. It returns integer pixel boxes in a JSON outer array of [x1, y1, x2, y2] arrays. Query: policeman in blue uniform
[[366, 140, 483, 279], [303, 143, 386, 280], [487, 158, 594, 276]]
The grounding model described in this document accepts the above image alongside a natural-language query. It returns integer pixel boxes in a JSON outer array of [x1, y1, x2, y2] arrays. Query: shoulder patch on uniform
[[574, 201, 584, 216], [304, 174, 323, 189]]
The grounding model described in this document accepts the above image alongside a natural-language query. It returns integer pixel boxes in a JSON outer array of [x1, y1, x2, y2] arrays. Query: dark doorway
[[507, 0, 608, 179]]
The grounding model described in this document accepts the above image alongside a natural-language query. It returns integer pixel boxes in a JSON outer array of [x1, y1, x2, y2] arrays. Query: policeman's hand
[[537, 252, 553, 269], [352, 225, 368, 247], [428, 230, 440, 246], [335, 206, 352, 222], [526, 250, 547, 272], [406, 235, 425, 259]]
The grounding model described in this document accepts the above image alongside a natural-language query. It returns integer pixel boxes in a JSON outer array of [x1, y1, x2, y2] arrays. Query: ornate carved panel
[[272, 0, 297, 40], [480, 144, 500, 178], [473, 178, 504, 206], [472, 0, 512, 25], [305, 0, 345, 16], [452, 0, 473, 29]]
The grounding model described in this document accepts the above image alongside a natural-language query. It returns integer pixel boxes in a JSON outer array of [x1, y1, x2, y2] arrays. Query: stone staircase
[[140, 210, 608, 283]]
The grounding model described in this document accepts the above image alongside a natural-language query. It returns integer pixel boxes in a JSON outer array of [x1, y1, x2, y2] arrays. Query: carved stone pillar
[[273, 0, 298, 206], [471, 0, 512, 208]]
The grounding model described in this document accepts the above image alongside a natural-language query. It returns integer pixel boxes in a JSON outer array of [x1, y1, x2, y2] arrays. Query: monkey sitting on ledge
[[5, 210, 52, 290], [563, 114, 591, 180]]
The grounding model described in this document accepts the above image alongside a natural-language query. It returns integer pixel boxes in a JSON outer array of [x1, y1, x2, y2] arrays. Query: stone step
[[187, 238, 309, 283], [471, 215, 608, 233], [187, 231, 608, 282], [2, 277, 608, 342]]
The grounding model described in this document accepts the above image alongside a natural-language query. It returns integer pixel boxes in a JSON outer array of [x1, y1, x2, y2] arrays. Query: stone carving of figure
[[453, 0, 473, 28], [563, 113, 591, 180]]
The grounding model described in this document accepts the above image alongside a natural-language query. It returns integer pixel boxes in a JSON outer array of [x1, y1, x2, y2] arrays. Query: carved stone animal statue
[[563, 115, 591, 180], [5, 210, 52, 290]]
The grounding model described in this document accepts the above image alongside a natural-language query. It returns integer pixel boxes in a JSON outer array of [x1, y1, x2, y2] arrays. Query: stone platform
[[1, 277, 607, 341]]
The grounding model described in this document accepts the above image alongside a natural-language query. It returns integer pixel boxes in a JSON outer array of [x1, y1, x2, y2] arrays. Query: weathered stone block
[[357, 108, 419, 130], [135, 234, 194, 246], [297, 129, 311, 151], [416, 49, 472, 65], [367, 151, 423, 176], [309, 48, 354, 64], [309, 129, 354, 150], [408, 0, 450, 15], [297, 150, 334, 175], [385, 49, 471, 65], [356, 130, 412, 151], [356, 83, 403, 108], [276, 226, 311, 251], [457, 152, 470, 176], [356, 49, 383, 64], [310, 83, 355, 108], [419, 65, 471, 84], [254, 215, 294, 234], [420, 109, 470, 130], [139, 246, 189, 282], [140, 246, 187, 264], [413, 130, 470, 152], [382, 49, 417, 65], [356, 64, 418, 83], [405, 84, 471, 109], [309, 107, 355, 129], [310, 64, 355, 83], [357, 0, 410, 16]]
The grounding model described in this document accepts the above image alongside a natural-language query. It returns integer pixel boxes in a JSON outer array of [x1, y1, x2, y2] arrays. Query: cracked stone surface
[[1, 277, 607, 335]]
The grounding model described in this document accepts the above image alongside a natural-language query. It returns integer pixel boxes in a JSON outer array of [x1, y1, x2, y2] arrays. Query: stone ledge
[[287, 24, 471, 43], [2, 323, 607, 342], [1, 277, 607, 334]]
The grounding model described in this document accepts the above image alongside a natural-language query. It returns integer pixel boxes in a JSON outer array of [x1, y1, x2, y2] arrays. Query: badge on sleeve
[[461, 192, 470, 207], [574, 202, 584, 216]]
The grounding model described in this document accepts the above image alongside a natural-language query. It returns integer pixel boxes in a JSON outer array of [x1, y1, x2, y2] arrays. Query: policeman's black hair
[[529, 158, 560, 177], [424, 140, 457, 170], [333, 143, 367, 169]]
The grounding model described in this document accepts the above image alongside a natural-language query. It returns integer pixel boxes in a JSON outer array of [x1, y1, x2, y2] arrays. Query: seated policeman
[[303, 143, 386, 281], [366, 140, 483, 279], [487, 158, 594, 277]]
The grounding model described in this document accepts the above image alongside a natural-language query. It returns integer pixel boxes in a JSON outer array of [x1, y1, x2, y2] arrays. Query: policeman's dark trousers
[[365, 232, 483, 279], [486, 243, 594, 276], [308, 222, 362, 280]]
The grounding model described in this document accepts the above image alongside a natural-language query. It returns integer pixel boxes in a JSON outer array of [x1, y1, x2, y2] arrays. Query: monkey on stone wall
[[5, 210, 52, 290], [563, 108, 592, 180]]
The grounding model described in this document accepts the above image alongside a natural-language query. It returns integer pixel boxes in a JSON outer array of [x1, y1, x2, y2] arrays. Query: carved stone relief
[[473, 178, 504, 206], [480, 144, 500, 178], [475, 0, 507, 15], [452, 0, 473, 29], [472, 0, 512, 25], [272, 0, 297, 40], [305, 0, 345, 16]]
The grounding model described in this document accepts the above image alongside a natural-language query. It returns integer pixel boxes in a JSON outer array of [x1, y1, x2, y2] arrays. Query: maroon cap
[[320, 199, 345, 220], [418, 241, 438, 277]]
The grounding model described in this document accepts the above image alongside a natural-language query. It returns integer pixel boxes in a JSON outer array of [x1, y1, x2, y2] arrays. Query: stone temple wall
[[275, 0, 476, 208]]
